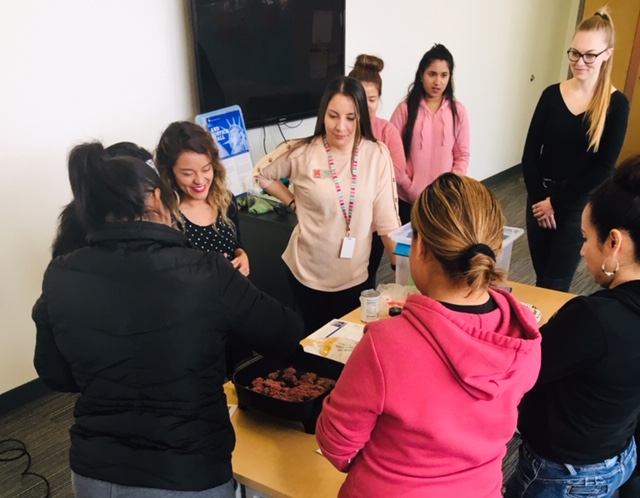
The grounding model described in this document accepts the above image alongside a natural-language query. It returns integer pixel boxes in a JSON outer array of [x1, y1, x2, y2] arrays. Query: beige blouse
[[254, 137, 400, 292]]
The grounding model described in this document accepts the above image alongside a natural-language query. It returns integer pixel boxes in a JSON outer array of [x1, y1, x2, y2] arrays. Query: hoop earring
[[601, 256, 619, 277]]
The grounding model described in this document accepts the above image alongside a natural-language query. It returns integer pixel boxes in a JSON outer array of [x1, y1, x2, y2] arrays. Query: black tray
[[232, 350, 344, 434]]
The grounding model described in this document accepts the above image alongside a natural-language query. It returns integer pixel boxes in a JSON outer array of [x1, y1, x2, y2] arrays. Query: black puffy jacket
[[32, 221, 304, 491]]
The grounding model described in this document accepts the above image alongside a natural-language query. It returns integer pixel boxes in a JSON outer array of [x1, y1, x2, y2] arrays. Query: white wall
[[0, 0, 579, 395], [252, 1, 580, 181], [0, 0, 197, 394]]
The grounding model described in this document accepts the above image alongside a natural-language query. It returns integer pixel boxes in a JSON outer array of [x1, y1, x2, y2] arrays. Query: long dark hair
[[51, 142, 156, 258], [589, 155, 640, 261], [402, 44, 458, 158], [68, 142, 174, 229], [291, 76, 376, 157]]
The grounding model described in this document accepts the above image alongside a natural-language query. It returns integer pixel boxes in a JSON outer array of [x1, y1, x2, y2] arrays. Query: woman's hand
[[537, 213, 557, 230], [231, 249, 250, 276], [532, 198, 556, 230]]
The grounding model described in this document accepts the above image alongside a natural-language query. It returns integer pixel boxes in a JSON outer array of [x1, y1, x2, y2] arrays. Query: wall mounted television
[[190, 0, 346, 130]]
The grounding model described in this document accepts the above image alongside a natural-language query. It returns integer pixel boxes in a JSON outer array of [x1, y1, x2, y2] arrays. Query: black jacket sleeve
[[213, 254, 304, 357], [535, 296, 607, 384], [32, 294, 80, 392], [522, 89, 551, 204], [550, 92, 630, 208]]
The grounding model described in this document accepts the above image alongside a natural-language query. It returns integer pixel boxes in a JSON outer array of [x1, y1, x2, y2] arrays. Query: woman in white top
[[254, 76, 401, 334]]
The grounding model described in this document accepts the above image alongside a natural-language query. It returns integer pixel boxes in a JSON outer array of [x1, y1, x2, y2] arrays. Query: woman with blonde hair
[[316, 173, 542, 498], [523, 8, 629, 291]]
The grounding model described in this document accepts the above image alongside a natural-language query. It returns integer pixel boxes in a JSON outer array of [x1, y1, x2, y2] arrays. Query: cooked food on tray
[[251, 366, 336, 402]]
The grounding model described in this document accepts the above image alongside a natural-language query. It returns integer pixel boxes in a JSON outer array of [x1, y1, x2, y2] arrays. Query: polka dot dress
[[182, 212, 238, 260]]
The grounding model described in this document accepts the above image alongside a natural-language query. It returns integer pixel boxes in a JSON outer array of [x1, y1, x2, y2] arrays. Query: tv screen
[[190, 0, 346, 129]]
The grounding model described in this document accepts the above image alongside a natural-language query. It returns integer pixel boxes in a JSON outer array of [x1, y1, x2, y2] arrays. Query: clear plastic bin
[[389, 224, 413, 285], [496, 226, 525, 274], [389, 223, 524, 284]]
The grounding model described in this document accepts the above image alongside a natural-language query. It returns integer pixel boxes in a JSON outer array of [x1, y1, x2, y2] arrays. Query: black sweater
[[518, 280, 640, 464], [33, 221, 304, 491], [522, 84, 629, 212]]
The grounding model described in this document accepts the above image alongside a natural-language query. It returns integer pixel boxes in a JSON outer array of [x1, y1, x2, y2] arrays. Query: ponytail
[[577, 8, 615, 152], [68, 142, 174, 230], [411, 173, 505, 293]]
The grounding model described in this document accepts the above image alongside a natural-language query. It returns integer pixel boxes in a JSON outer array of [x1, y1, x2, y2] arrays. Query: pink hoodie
[[316, 289, 541, 498], [390, 98, 470, 203]]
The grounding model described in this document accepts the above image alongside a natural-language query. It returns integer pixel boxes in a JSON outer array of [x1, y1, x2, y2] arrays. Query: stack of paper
[[301, 319, 365, 364]]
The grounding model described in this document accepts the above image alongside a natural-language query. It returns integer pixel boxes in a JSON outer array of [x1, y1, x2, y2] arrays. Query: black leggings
[[526, 197, 583, 292], [287, 270, 369, 335]]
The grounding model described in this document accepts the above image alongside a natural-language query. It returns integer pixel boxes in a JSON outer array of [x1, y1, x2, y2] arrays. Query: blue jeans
[[71, 472, 236, 498], [507, 439, 637, 498]]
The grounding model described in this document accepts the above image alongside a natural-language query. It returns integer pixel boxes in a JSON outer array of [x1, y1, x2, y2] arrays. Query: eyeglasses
[[566, 48, 608, 64]]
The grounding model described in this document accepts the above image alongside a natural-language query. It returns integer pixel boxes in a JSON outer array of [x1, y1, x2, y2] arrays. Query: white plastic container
[[389, 223, 413, 285], [389, 223, 524, 283], [496, 226, 525, 274], [389, 224, 413, 286]]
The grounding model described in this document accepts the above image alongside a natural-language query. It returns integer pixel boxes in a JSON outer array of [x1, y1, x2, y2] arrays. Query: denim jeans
[[506, 439, 637, 498], [71, 472, 236, 498]]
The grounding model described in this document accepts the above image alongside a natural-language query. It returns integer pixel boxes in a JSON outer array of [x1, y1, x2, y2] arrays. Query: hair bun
[[354, 54, 384, 73]]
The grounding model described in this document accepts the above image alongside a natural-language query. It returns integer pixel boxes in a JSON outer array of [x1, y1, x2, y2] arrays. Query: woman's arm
[[451, 102, 470, 175], [535, 297, 606, 384], [372, 145, 401, 259], [316, 331, 385, 471], [380, 234, 397, 266], [380, 121, 410, 199], [253, 142, 299, 206], [225, 195, 250, 276], [263, 180, 295, 207], [231, 248, 250, 277], [389, 101, 408, 139], [214, 253, 305, 356], [32, 294, 80, 392], [228, 195, 243, 247], [522, 89, 552, 204]]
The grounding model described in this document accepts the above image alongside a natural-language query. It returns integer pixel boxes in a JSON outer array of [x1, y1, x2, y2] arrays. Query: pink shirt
[[317, 290, 541, 498], [254, 137, 400, 292], [390, 98, 470, 202], [371, 116, 409, 199]]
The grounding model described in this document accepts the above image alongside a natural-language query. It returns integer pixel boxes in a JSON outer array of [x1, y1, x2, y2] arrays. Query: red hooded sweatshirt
[[316, 289, 541, 498]]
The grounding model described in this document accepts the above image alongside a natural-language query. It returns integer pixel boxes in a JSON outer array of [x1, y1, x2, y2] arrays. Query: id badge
[[339, 237, 356, 259]]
